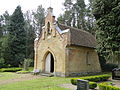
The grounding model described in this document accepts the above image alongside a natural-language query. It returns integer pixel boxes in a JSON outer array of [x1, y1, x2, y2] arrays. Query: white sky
[[0, 0, 88, 17]]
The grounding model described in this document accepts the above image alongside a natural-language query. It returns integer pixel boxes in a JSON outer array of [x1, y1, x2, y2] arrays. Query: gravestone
[[112, 68, 120, 79], [77, 79, 89, 90]]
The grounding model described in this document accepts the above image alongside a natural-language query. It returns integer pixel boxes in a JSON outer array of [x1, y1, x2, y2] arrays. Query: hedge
[[99, 83, 120, 90], [0, 68, 22, 72], [89, 82, 97, 89], [71, 74, 111, 85]]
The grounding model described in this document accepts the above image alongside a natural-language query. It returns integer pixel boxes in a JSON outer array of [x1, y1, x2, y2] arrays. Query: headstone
[[77, 79, 89, 90], [112, 68, 120, 79]]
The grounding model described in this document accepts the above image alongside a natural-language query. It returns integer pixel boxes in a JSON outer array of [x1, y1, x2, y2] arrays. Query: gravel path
[[0, 73, 43, 85], [59, 84, 76, 90]]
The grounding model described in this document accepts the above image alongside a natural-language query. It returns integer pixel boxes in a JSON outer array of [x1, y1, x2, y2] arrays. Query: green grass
[[0, 72, 71, 90], [0, 72, 20, 80], [28, 67, 34, 71], [0, 72, 111, 90]]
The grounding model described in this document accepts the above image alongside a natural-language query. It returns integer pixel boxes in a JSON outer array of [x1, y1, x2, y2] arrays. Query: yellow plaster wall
[[34, 29, 68, 76], [66, 46, 101, 75]]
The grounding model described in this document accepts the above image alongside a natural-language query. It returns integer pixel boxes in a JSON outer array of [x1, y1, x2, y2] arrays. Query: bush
[[98, 54, 118, 72], [103, 63, 118, 72], [0, 68, 22, 72], [99, 83, 120, 90], [0, 58, 5, 68], [71, 74, 111, 85], [89, 82, 97, 89], [23, 59, 32, 71]]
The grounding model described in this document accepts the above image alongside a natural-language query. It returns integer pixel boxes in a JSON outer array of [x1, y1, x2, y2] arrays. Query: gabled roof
[[58, 23, 96, 48]]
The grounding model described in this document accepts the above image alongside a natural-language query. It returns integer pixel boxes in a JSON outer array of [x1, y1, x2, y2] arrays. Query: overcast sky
[[0, 0, 88, 17]]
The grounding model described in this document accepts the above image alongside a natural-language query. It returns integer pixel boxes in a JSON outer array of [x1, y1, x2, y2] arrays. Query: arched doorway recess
[[45, 52, 54, 73]]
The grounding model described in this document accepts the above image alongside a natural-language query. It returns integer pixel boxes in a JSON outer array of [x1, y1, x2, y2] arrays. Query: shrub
[[0, 58, 5, 68], [71, 74, 111, 85], [0, 68, 22, 72], [103, 63, 118, 72], [99, 83, 120, 90], [89, 82, 97, 89], [98, 54, 118, 72], [23, 59, 32, 71]]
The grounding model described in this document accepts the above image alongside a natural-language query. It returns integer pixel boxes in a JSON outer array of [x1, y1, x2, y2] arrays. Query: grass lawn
[[0, 72, 20, 80], [0, 72, 71, 90], [0, 71, 111, 90]]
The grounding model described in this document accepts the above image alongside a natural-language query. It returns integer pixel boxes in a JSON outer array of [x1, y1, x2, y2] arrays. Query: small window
[[47, 22, 50, 34], [86, 52, 91, 65]]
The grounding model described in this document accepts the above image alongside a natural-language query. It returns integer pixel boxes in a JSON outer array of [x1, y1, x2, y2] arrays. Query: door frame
[[43, 51, 55, 73]]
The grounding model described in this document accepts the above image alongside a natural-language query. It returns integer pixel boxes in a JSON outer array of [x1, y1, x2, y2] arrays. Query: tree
[[32, 5, 45, 36], [85, 0, 96, 34], [24, 10, 35, 65], [58, 0, 96, 33], [0, 15, 3, 38], [75, 0, 86, 30], [93, 0, 120, 66], [5, 6, 26, 67], [0, 11, 10, 68], [57, 0, 75, 27]]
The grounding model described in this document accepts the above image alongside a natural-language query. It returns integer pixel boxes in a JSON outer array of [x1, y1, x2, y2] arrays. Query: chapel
[[34, 7, 101, 77]]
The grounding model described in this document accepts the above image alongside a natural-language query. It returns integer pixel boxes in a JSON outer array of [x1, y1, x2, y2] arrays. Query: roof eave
[[66, 44, 96, 49]]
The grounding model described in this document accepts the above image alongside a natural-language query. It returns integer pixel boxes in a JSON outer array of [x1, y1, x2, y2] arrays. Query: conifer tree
[[32, 5, 45, 36], [76, 0, 86, 30], [24, 10, 35, 60], [93, 0, 120, 66], [0, 11, 10, 67], [6, 6, 26, 67]]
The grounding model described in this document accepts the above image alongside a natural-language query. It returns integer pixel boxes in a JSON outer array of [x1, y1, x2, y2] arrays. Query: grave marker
[[77, 79, 89, 90]]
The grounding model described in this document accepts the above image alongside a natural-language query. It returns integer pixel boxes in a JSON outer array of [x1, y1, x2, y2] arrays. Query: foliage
[[4, 6, 26, 67], [93, 0, 120, 66], [0, 11, 10, 67], [24, 10, 35, 62], [32, 5, 45, 36], [0, 5, 45, 67], [57, 0, 96, 34], [23, 58, 32, 71], [89, 81, 97, 89], [102, 63, 118, 72], [0, 58, 5, 68], [99, 83, 120, 90], [99, 55, 118, 71], [71, 74, 111, 85], [0, 68, 22, 72]]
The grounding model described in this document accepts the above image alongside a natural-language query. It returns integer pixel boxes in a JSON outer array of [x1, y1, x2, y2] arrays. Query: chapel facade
[[34, 7, 101, 77]]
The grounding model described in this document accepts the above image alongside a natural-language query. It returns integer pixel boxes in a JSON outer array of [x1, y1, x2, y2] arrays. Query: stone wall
[[65, 46, 101, 76]]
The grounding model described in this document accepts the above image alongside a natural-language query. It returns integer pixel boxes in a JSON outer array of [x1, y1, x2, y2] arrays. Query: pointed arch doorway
[[45, 52, 54, 73]]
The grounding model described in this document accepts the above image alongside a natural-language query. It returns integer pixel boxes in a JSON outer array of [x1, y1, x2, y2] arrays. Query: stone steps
[[40, 73, 54, 77]]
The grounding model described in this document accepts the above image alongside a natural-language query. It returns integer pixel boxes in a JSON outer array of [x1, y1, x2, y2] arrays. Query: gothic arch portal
[[44, 51, 54, 73]]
